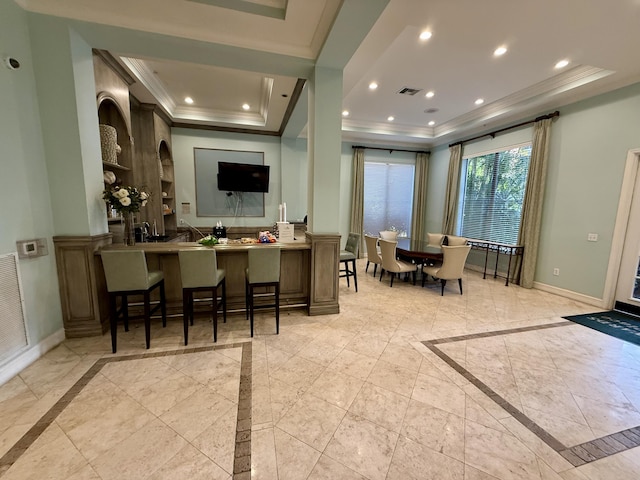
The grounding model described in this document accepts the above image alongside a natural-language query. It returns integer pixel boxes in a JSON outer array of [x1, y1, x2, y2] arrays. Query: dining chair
[[100, 250, 166, 353], [245, 246, 281, 337], [378, 239, 417, 287], [426, 232, 445, 247], [340, 232, 360, 291], [379, 230, 399, 241], [445, 235, 468, 246], [364, 234, 382, 278], [178, 249, 226, 345], [422, 244, 472, 295]]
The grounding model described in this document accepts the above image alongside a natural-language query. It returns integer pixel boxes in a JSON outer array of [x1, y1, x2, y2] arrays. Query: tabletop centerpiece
[[102, 185, 150, 245]]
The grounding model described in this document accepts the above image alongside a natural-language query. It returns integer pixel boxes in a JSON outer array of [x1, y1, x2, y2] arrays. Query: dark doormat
[[563, 310, 640, 346]]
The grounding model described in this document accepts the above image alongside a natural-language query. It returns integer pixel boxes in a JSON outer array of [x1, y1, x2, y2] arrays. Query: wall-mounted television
[[217, 162, 270, 193]]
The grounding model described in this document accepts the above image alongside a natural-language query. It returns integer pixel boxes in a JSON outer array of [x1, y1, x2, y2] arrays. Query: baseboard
[[614, 301, 640, 317], [0, 329, 66, 386], [532, 281, 605, 308]]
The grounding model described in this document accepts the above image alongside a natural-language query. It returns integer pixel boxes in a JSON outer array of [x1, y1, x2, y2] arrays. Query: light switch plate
[[16, 238, 48, 258], [587, 233, 598, 242]]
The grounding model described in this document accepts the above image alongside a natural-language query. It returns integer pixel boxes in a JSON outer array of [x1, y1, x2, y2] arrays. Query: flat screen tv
[[217, 162, 270, 193]]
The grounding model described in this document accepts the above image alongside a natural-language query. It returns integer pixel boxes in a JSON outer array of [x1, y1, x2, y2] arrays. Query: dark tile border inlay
[[0, 342, 252, 478], [422, 321, 640, 467]]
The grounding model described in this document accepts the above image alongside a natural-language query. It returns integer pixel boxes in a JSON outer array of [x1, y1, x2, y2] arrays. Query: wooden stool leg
[[275, 283, 280, 335], [352, 259, 358, 292], [183, 289, 189, 346], [109, 293, 118, 354], [144, 291, 151, 349], [245, 279, 249, 320], [212, 287, 218, 343], [123, 296, 129, 332], [160, 280, 167, 327], [249, 284, 255, 337], [221, 279, 227, 323]]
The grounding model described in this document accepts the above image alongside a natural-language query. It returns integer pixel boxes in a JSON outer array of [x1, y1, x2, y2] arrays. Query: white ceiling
[[16, 0, 640, 147]]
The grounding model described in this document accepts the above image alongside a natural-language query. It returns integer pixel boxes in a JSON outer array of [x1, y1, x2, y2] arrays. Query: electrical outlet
[[553, 268, 560, 276], [587, 233, 598, 242], [180, 219, 185, 225]]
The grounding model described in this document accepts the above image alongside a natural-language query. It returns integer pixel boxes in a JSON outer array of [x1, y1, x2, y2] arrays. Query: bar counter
[[99, 240, 311, 318], [53, 231, 340, 337]]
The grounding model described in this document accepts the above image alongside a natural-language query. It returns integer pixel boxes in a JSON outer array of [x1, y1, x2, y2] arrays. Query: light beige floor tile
[[191, 404, 238, 474], [147, 444, 230, 480], [251, 427, 278, 480], [307, 454, 368, 480], [412, 371, 466, 416], [91, 418, 187, 480], [274, 427, 321, 480], [276, 393, 346, 451], [387, 434, 464, 480], [348, 381, 410, 433], [306, 368, 363, 409], [270, 354, 325, 391], [327, 349, 377, 381], [367, 359, 418, 397], [324, 413, 399, 480], [400, 399, 465, 461]]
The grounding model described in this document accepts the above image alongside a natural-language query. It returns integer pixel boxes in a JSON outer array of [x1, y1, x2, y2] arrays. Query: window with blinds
[[457, 143, 531, 244], [363, 159, 415, 238]]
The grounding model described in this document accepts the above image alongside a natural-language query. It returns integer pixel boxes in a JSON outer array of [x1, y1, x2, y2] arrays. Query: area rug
[[563, 310, 640, 346]]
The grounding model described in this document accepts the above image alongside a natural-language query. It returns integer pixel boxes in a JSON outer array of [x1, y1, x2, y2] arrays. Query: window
[[364, 157, 415, 238], [457, 143, 531, 244]]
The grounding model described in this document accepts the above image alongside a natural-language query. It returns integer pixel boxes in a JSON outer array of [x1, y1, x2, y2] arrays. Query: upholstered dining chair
[[101, 250, 166, 353], [445, 235, 468, 246], [340, 232, 360, 291], [379, 230, 399, 241], [378, 238, 417, 287], [178, 249, 226, 345], [422, 244, 472, 295], [426, 232, 445, 247], [245, 246, 281, 337], [364, 234, 382, 278]]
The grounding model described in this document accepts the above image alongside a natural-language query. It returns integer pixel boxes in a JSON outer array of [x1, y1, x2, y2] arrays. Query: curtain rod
[[449, 110, 560, 148], [352, 145, 430, 154]]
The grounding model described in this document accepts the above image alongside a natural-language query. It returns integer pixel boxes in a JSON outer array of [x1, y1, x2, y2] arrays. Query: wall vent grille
[[0, 253, 28, 365]]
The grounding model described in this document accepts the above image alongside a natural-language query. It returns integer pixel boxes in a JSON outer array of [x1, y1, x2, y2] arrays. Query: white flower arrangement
[[102, 185, 150, 215]]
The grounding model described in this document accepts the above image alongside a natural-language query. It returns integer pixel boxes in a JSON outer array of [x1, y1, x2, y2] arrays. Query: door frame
[[603, 147, 640, 309]]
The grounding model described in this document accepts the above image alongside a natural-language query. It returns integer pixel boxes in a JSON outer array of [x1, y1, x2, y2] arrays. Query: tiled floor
[[2, 262, 640, 479]]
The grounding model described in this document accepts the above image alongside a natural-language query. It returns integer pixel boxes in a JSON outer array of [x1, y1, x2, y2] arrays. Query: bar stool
[[245, 246, 281, 337], [100, 250, 166, 353], [178, 249, 226, 345], [339, 232, 360, 291]]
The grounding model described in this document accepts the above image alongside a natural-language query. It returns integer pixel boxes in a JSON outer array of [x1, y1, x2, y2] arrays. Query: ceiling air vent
[[397, 87, 422, 96]]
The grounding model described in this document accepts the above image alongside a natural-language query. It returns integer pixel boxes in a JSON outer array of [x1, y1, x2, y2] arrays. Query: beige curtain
[[442, 144, 462, 234], [517, 118, 553, 288], [350, 148, 365, 258], [411, 152, 429, 248]]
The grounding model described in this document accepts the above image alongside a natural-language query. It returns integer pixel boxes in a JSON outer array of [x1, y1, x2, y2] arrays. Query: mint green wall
[[0, 2, 63, 344], [537, 84, 640, 297], [171, 128, 285, 229], [281, 137, 309, 222]]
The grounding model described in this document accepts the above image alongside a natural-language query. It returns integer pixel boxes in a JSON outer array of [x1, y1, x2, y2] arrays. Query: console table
[[467, 239, 523, 286]]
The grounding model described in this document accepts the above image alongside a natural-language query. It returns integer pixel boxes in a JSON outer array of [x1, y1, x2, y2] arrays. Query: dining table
[[395, 238, 443, 265]]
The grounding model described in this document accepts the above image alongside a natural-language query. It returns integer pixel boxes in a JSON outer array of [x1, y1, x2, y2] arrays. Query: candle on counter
[[283, 202, 287, 223], [278, 204, 283, 222]]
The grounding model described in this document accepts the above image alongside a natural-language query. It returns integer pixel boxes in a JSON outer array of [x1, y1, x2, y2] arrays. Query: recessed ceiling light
[[425, 91, 435, 98], [369, 82, 378, 90], [555, 59, 569, 69], [419, 31, 432, 41], [475, 98, 484, 105], [494, 46, 507, 56], [428, 121, 435, 126], [184, 97, 194, 104], [387, 116, 395, 122], [342, 110, 349, 117], [242, 103, 250, 110]]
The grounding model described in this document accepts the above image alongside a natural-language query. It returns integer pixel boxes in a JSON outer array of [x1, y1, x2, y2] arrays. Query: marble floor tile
[[3, 266, 640, 479], [324, 413, 399, 480]]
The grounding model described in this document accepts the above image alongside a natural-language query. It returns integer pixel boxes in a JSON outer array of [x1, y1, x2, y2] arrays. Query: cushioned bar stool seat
[[178, 249, 226, 345], [340, 232, 360, 291], [101, 250, 166, 353], [245, 246, 281, 337]]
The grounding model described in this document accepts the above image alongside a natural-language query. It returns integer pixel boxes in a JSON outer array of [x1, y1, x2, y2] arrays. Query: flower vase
[[123, 213, 136, 246]]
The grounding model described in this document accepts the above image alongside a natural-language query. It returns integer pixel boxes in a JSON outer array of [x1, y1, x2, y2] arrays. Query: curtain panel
[[350, 148, 365, 258], [517, 118, 553, 287], [411, 152, 429, 245], [442, 144, 463, 234]]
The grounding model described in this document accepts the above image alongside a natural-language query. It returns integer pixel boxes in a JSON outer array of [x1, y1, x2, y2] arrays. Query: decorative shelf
[[102, 162, 130, 171]]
